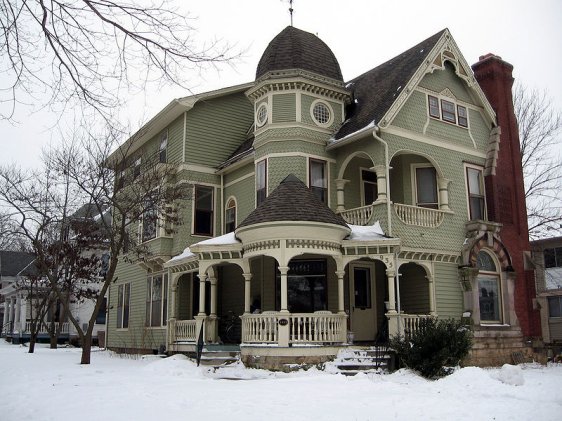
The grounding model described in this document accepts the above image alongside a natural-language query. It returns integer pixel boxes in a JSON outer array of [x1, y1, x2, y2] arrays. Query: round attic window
[[256, 104, 268, 127], [312, 101, 331, 126]]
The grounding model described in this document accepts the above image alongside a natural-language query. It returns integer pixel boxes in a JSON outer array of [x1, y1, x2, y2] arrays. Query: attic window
[[427, 94, 469, 128]]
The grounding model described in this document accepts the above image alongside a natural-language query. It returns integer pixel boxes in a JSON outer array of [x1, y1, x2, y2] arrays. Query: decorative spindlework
[[286, 239, 340, 252], [169, 260, 199, 274], [399, 249, 460, 264], [338, 203, 375, 226], [244, 240, 280, 254]]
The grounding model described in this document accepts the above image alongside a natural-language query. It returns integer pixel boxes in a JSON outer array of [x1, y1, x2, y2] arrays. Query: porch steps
[[332, 347, 395, 376], [199, 346, 241, 367]]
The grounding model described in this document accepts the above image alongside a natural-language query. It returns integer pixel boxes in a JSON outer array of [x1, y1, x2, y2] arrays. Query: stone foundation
[[240, 345, 343, 371]]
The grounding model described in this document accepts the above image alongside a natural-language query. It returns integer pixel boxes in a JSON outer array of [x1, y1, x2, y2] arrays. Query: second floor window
[[466, 166, 486, 220], [310, 159, 327, 203], [159, 132, 168, 163], [256, 160, 267, 206], [428, 95, 468, 128], [116, 283, 130, 329], [544, 247, 562, 269], [133, 158, 141, 179], [142, 198, 157, 242], [194, 185, 213, 236], [414, 166, 438, 209], [225, 198, 236, 233], [362, 169, 378, 205]]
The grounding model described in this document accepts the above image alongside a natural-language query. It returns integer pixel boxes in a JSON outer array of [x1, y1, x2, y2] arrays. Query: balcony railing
[[241, 312, 347, 345], [393, 203, 446, 228], [338, 204, 374, 226]]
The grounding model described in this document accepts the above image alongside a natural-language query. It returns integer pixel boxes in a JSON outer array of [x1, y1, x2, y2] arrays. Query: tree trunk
[[28, 332, 37, 353], [50, 330, 58, 349], [80, 333, 92, 364]]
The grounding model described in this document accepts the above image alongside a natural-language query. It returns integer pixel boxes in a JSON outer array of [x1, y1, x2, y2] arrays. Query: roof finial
[[289, 0, 294, 26]]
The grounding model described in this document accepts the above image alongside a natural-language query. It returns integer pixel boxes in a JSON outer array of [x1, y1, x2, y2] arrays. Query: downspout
[[395, 252, 402, 335], [220, 173, 224, 235], [372, 130, 392, 236]]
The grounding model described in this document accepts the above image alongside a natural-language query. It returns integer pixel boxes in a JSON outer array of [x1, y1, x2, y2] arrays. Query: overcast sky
[[1, 0, 561, 168]]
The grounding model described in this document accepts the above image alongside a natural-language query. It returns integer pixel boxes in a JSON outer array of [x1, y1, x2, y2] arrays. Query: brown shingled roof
[[335, 29, 446, 140], [256, 26, 343, 82], [238, 174, 348, 229]]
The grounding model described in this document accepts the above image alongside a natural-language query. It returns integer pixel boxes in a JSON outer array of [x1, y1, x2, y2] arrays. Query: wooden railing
[[23, 321, 70, 334], [289, 313, 347, 344], [401, 314, 433, 338], [170, 319, 197, 342], [393, 203, 446, 228], [241, 313, 279, 343], [338, 204, 374, 226], [241, 312, 347, 345]]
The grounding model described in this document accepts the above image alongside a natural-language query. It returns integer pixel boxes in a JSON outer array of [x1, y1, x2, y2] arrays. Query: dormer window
[[428, 95, 468, 128]]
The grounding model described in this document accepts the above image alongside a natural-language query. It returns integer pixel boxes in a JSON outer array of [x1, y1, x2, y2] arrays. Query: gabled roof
[[335, 29, 446, 140], [256, 26, 343, 82], [238, 174, 348, 229], [0, 251, 36, 277]]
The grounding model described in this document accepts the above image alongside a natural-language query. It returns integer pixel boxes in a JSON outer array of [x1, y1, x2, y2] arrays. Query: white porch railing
[[170, 319, 197, 342], [400, 314, 433, 338], [241, 312, 347, 345], [393, 203, 446, 228], [338, 204, 374, 226], [289, 313, 347, 344], [241, 313, 279, 343], [23, 321, 70, 334]]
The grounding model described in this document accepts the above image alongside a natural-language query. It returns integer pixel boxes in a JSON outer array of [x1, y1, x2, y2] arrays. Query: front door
[[349, 263, 376, 341]]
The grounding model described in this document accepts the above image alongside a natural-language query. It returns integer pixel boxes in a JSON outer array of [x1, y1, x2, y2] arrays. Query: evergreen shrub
[[390, 318, 472, 379]]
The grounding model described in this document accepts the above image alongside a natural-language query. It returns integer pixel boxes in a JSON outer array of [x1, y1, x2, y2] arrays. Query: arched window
[[225, 198, 236, 233], [477, 250, 501, 323]]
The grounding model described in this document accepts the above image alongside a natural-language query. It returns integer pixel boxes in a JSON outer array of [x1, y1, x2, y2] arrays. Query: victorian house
[[106, 26, 538, 368]]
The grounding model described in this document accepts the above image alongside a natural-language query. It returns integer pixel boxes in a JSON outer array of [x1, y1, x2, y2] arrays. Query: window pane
[[96, 298, 107, 325], [310, 160, 326, 188], [548, 297, 561, 317], [416, 167, 438, 207], [441, 99, 456, 123], [477, 251, 497, 272], [556, 247, 562, 268], [467, 168, 482, 194], [256, 161, 267, 205], [196, 186, 213, 211], [278, 260, 327, 313], [142, 199, 157, 242], [195, 186, 213, 236], [470, 197, 485, 220], [362, 170, 378, 204], [145, 278, 151, 327], [225, 207, 236, 233], [163, 275, 168, 326], [117, 285, 123, 328], [458, 105, 468, 127], [151, 276, 162, 327], [479, 277, 500, 321], [123, 284, 130, 328], [428, 95, 440, 118], [544, 248, 556, 268], [354, 267, 371, 308]]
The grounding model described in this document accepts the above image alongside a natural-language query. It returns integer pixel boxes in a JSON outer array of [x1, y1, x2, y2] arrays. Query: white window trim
[[191, 184, 215, 238], [463, 163, 487, 221], [307, 158, 329, 206], [225, 196, 237, 233], [360, 167, 377, 206], [159, 130, 168, 163], [310, 99, 334, 127], [255, 159, 268, 208], [426, 94, 469, 129], [476, 250, 505, 325], [145, 273, 168, 328], [256, 103, 268, 127], [410, 163, 439, 208], [116, 283, 131, 330]]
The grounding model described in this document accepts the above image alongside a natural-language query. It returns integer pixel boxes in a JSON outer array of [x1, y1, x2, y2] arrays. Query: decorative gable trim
[[380, 30, 496, 129], [439, 88, 457, 100]]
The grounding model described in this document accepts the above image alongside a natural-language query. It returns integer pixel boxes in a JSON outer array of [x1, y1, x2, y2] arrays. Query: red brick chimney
[[472, 54, 541, 338]]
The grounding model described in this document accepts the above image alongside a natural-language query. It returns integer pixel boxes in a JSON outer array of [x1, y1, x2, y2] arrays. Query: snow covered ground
[[1, 340, 561, 421]]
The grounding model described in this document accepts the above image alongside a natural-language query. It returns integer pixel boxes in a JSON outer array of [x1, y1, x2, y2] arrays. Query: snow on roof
[[347, 221, 391, 241], [168, 247, 196, 263], [328, 120, 375, 146], [193, 232, 240, 247]]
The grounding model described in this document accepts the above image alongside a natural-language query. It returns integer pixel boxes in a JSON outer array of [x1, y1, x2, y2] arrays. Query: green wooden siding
[[434, 262, 463, 319], [185, 92, 253, 167], [272, 93, 296, 123], [418, 64, 473, 103]]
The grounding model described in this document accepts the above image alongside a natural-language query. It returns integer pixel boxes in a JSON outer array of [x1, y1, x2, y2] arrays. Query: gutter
[[372, 130, 393, 237]]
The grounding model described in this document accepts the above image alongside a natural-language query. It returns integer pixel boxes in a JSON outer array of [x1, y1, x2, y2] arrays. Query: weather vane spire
[[289, 0, 294, 26]]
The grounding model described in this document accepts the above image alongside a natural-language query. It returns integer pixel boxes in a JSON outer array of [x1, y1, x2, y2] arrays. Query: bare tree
[[514, 84, 562, 239], [0, 211, 28, 250], [0, 0, 236, 121]]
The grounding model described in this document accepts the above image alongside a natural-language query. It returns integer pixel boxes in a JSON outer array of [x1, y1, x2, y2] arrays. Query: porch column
[[386, 269, 397, 313], [4, 299, 9, 326], [336, 270, 345, 314], [279, 266, 289, 313], [197, 271, 207, 316], [209, 277, 217, 317], [243, 273, 252, 314], [335, 179, 349, 212], [437, 177, 451, 211], [14, 296, 21, 332], [170, 273, 181, 319], [20, 296, 27, 332], [427, 274, 437, 316], [372, 165, 387, 202]]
